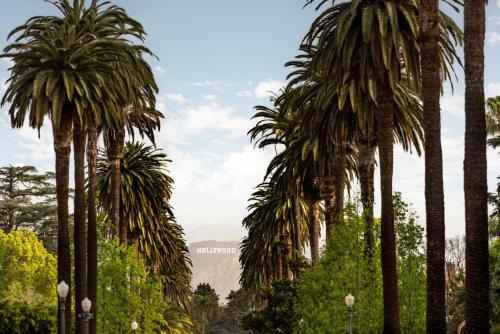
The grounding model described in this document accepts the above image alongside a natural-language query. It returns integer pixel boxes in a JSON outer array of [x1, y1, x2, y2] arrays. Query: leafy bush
[[97, 238, 179, 333], [294, 194, 425, 333], [0, 300, 56, 333]]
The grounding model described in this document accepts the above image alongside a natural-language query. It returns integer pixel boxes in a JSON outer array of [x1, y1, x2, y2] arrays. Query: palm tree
[[240, 181, 308, 290], [103, 105, 162, 245], [73, 8, 157, 332], [1, 4, 131, 331], [464, 0, 489, 332], [249, 89, 343, 262], [419, 0, 462, 331], [97, 142, 192, 308], [248, 95, 315, 257], [304, 1, 461, 330]]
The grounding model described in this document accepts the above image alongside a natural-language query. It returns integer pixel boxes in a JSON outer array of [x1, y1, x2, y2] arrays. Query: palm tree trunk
[[107, 130, 125, 242], [464, 1, 489, 332], [281, 234, 292, 280], [377, 78, 401, 334], [120, 195, 127, 247], [86, 124, 98, 334], [324, 169, 335, 239], [274, 246, 282, 281], [358, 134, 376, 256], [420, 1, 446, 332], [52, 111, 73, 334], [73, 117, 87, 334], [293, 196, 302, 254], [308, 199, 320, 261], [333, 146, 346, 225]]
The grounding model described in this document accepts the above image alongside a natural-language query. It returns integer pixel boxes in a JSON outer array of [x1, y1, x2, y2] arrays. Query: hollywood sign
[[196, 247, 237, 254]]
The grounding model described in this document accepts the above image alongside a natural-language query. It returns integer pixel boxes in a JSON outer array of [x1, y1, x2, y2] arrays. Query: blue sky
[[1, 1, 499, 242]]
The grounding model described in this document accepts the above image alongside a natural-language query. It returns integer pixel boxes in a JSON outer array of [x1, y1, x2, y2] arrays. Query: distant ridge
[[189, 240, 241, 302]]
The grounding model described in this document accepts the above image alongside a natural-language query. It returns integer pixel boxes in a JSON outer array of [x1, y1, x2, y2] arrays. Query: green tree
[[204, 289, 253, 334], [192, 283, 220, 334], [97, 238, 188, 333], [0, 165, 58, 253], [0, 229, 57, 304], [1, 1, 139, 330], [241, 280, 299, 334], [295, 195, 426, 333]]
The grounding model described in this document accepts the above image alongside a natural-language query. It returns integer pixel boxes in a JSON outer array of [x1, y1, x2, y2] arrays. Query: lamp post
[[131, 321, 138, 332], [345, 293, 354, 334], [81, 298, 93, 334], [57, 281, 69, 334]]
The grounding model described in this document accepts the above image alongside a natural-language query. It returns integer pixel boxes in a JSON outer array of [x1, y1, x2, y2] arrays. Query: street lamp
[[81, 297, 94, 334], [57, 281, 69, 334], [131, 321, 139, 332], [345, 293, 355, 334]]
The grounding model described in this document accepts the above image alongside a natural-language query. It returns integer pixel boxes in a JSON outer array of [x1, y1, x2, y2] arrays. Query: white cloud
[[193, 80, 221, 87], [491, 15, 500, 26], [158, 102, 252, 145], [254, 79, 285, 98], [236, 90, 252, 98], [498, 0, 500, 8], [203, 94, 218, 101], [487, 32, 500, 46], [441, 94, 464, 119], [165, 93, 186, 104], [154, 66, 166, 77], [167, 145, 275, 242], [486, 82, 500, 97]]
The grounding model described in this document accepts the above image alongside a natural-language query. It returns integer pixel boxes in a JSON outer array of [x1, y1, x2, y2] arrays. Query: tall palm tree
[[304, 1, 461, 331], [74, 7, 157, 332], [464, 0, 489, 332], [86, 122, 98, 333], [1, 5, 129, 332], [97, 142, 192, 308], [419, 0, 462, 331]]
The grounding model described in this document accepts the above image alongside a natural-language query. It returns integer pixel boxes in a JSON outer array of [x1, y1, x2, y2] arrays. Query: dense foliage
[[0, 301, 56, 334], [0, 229, 57, 333], [0, 229, 57, 304], [241, 280, 299, 334], [97, 238, 192, 333], [294, 195, 425, 333]]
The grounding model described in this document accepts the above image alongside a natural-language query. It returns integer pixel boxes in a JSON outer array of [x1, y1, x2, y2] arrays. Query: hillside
[[189, 240, 241, 302]]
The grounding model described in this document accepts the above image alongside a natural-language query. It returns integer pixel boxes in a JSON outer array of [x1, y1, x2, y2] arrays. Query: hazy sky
[[1, 1, 499, 243]]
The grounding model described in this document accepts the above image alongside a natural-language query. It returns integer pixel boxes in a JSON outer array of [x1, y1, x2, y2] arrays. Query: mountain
[[189, 240, 241, 302]]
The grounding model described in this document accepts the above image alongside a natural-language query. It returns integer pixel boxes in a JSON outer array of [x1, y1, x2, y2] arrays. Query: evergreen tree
[[192, 283, 220, 334], [0, 166, 57, 253]]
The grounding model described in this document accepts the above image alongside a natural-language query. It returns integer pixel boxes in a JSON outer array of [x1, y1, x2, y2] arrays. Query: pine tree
[[0, 165, 58, 253]]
